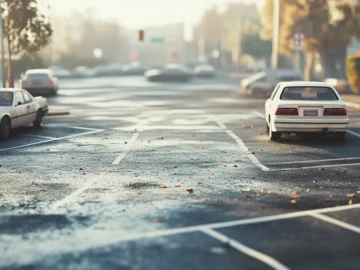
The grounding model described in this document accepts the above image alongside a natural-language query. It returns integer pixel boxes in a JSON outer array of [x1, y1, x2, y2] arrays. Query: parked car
[[94, 64, 123, 77], [324, 78, 352, 94], [72, 66, 96, 78], [241, 69, 302, 97], [0, 88, 48, 139], [20, 69, 59, 96], [194, 64, 215, 78], [122, 62, 146, 76], [49, 66, 72, 79], [265, 81, 349, 141], [145, 64, 193, 82]]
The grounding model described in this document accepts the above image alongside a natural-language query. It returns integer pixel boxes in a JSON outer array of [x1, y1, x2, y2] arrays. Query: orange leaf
[[290, 199, 297, 204], [347, 193, 356, 198], [160, 184, 168, 188]]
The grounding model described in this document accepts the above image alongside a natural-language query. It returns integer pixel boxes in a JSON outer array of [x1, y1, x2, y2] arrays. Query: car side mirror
[[17, 101, 22, 106]]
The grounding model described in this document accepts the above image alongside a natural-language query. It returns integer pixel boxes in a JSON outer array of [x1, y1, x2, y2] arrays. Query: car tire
[[0, 117, 11, 140], [33, 110, 44, 129], [269, 126, 281, 141], [335, 132, 346, 142]]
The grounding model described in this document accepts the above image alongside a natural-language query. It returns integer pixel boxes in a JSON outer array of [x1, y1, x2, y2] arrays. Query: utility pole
[[271, 0, 280, 69], [0, 0, 5, 87]]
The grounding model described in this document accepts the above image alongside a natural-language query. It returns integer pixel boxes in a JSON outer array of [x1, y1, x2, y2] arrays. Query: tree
[[2, 0, 52, 87], [261, 0, 360, 80]]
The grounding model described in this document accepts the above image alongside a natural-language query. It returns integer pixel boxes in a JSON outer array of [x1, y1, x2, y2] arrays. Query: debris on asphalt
[[266, 190, 273, 194], [221, 150, 226, 153], [291, 192, 298, 198], [234, 158, 241, 162], [242, 125, 254, 129], [175, 184, 181, 188], [186, 189, 194, 194], [290, 199, 297, 204], [153, 218, 159, 223], [306, 188, 310, 193], [79, 168, 83, 171], [31, 181, 37, 185], [125, 141, 128, 144], [160, 184, 168, 188], [347, 193, 356, 198], [233, 165, 238, 167], [349, 200, 353, 205], [82, 172, 86, 175], [157, 136, 164, 140]]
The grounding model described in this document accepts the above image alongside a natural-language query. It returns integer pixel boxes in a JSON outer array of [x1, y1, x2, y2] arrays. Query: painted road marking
[[310, 213, 360, 234], [112, 132, 139, 165], [274, 162, 360, 171], [252, 111, 266, 119], [267, 156, 360, 165], [347, 129, 360, 139], [217, 121, 270, 172], [14, 202, 360, 261], [201, 228, 290, 270], [22, 133, 57, 140], [0, 129, 105, 153]]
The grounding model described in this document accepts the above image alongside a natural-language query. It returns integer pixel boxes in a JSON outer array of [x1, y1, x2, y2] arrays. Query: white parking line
[[267, 156, 360, 165], [201, 228, 290, 270], [22, 133, 57, 140], [252, 111, 266, 119], [0, 129, 104, 152], [216, 121, 269, 172], [112, 132, 139, 165], [347, 129, 360, 139], [310, 213, 360, 234], [274, 162, 360, 171]]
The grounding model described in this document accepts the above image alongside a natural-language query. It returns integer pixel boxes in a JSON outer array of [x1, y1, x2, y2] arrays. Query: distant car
[[20, 69, 59, 96], [265, 81, 349, 141], [49, 66, 72, 79], [72, 66, 96, 78], [145, 64, 193, 82], [94, 64, 123, 77], [241, 69, 302, 97], [324, 78, 352, 94], [194, 64, 215, 78], [122, 62, 146, 76], [0, 88, 48, 139]]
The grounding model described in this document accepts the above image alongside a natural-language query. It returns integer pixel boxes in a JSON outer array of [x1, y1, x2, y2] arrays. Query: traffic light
[[139, 30, 144, 42]]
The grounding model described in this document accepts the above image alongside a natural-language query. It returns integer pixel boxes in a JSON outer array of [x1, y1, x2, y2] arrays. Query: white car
[[20, 69, 59, 96], [194, 64, 215, 78], [0, 88, 48, 139], [265, 81, 349, 141]]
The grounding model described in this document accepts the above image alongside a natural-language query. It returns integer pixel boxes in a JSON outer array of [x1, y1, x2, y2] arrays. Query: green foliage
[[3, 0, 52, 56], [242, 34, 272, 60], [346, 55, 360, 94]]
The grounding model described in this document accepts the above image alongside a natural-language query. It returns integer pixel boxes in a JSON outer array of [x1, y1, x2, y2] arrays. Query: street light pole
[[271, 0, 280, 69], [0, 0, 5, 87]]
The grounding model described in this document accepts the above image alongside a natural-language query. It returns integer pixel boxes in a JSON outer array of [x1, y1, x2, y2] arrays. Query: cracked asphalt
[[1, 75, 360, 270]]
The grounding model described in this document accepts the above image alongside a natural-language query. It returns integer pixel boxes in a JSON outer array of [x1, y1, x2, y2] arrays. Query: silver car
[[20, 69, 59, 96]]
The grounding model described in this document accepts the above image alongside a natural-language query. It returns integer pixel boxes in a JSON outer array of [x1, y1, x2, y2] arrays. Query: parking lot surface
[[1, 76, 360, 269]]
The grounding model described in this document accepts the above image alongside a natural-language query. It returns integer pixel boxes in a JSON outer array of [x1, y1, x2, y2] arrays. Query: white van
[[241, 69, 302, 97]]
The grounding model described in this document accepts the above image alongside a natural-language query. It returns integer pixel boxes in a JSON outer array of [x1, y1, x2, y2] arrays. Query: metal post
[[0, 0, 5, 87], [271, 0, 280, 69]]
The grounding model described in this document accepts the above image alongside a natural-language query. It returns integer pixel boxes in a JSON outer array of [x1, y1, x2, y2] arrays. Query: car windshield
[[26, 73, 50, 79], [280, 86, 338, 100], [0, 92, 13, 106]]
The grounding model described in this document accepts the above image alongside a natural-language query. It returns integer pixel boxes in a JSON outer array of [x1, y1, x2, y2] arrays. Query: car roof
[[279, 81, 332, 88], [25, 69, 51, 74], [0, 88, 23, 93]]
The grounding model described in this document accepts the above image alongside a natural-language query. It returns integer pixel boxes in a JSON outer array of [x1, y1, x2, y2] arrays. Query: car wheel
[[269, 125, 281, 141], [0, 117, 11, 140], [33, 110, 44, 129], [335, 132, 346, 142]]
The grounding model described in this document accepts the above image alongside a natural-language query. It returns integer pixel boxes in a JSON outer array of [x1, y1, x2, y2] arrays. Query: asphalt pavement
[[1, 74, 360, 270]]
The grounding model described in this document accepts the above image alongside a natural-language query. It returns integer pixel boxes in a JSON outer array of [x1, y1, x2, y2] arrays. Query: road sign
[[150, 37, 165, 43], [293, 32, 305, 51]]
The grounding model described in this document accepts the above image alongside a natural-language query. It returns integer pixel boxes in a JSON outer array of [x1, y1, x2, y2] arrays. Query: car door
[[12, 91, 27, 128], [22, 90, 37, 123]]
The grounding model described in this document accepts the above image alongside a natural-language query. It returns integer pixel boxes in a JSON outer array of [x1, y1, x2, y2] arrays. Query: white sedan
[[0, 88, 48, 139], [265, 81, 349, 141], [20, 69, 59, 96]]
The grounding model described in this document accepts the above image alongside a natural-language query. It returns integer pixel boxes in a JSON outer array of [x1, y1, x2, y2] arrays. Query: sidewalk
[[341, 94, 360, 109], [48, 106, 70, 116]]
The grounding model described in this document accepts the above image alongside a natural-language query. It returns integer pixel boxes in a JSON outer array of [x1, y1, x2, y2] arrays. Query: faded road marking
[[216, 121, 269, 172], [112, 132, 139, 165], [201, 228, 290, 270]]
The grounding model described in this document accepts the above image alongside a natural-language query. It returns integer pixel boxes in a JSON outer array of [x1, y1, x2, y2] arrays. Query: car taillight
[[275, 108, 298, 115], [324, 108, 347, 116], [50, 79, 55, 85]]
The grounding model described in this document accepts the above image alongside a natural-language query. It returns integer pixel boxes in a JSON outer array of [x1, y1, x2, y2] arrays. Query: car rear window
[[0, 92, 13, 106], [26, 73, 50, 79], [280, 86, 338, 101]]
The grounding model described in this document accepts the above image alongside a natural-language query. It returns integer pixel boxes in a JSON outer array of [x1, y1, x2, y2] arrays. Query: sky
[[47, 0, 262, 29]]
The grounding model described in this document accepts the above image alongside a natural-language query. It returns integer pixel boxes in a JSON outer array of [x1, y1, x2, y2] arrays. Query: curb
[[47, 107, 70, 116]]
